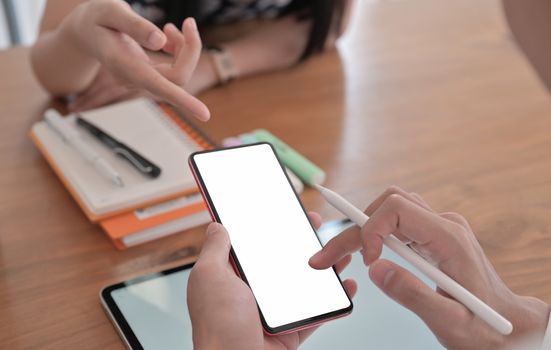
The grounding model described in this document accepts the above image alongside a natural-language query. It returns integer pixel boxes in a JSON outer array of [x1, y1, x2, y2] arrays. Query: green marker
[[251, 129, 326, 186], [238, 133, 260, 145]]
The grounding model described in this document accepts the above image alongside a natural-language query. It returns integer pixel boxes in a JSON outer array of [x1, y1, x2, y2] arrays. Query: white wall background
[[0, 0, 46, 50]]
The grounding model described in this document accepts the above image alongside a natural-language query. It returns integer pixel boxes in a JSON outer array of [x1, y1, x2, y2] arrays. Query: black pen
[[76, 116, 162, 178]]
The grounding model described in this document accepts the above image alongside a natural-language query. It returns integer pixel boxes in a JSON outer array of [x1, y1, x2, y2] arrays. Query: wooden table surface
[[1, 0, 551, 348]]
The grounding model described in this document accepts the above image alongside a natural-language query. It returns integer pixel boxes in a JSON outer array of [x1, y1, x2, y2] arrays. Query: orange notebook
[[30, 98, 213, 222], [100, 192, 211, 249]]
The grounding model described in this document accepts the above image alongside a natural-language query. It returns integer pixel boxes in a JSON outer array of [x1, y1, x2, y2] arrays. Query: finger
[[369, 259, 468, 336], [343, 278, 358, 298], [134, 63, 210, 120], [177, 18, 202, 73], [297, 325, 320, 345], [410, 192, 432, 209], [198, 223, 231, 265], [95, 22, 209, 120], [101, 33, 210, 121], [143, 70, 210, 120], [440, 212, 472, 230], [334, 254, 352, 274], [309, 225, 361, 270], [95, 0, 167, 51], [159, 23, 185, 76], [157, 19, 201, 86], [361, 193, 461, 265], [364, 186, 434, 216], [160, 18, 194, 55], [162, 40, 176, 55], [297, 278, 357, 344], [307, 211, 322, 230], [163, 88, 210, 121]]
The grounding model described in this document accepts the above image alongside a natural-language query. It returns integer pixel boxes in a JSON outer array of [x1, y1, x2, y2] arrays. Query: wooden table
[[1, 0, 551, 348]]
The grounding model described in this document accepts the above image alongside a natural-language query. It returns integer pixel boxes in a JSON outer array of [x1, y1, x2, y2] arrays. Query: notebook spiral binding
[[145, 101, 215, 150]]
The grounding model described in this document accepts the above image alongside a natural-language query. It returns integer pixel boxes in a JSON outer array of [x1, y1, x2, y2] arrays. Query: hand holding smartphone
[[189, 143, 353, 335]]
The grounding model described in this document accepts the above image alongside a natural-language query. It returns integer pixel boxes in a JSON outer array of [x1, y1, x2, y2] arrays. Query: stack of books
[[29, 98, 212, 249]]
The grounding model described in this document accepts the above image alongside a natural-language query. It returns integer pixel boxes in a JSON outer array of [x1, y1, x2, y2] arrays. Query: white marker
[[45, 109, 124, 187], [314, 184, 513, 336]]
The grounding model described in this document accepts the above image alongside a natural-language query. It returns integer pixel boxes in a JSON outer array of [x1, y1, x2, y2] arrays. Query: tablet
[[100, 218, 444, 350], [100, 263, 195, 350]]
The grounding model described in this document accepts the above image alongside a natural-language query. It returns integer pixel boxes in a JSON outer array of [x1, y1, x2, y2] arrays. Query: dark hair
[[164, 0, 344, 61], [283, 0, 345, 60]]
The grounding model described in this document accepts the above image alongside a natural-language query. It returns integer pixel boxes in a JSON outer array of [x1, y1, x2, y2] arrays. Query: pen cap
[[44, 109, 79, 140], [252, 129, 326, 186]]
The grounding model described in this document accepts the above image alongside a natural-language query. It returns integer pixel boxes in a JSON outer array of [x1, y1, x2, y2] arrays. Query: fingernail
[[370, 263, 395, 289], [195, 113, 210, 121], [361, 249, 370, 266], [361, 249, 376, 266], [309, 250, 322, 265], [147, 31, 164, 48], [206, 223, 221, 236]]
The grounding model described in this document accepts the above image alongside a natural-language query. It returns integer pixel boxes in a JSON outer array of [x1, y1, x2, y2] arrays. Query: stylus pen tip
[[312, 184, 324, 192]]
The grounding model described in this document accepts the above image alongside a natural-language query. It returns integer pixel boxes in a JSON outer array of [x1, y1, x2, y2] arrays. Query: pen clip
[[113, 146, 161, 178]]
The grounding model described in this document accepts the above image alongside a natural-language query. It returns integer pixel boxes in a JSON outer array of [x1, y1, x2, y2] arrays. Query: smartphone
[[189, 143, 353, 335]]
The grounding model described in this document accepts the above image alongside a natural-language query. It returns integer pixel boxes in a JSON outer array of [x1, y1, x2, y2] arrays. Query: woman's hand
[[188, 213, 357, 350], [67, 65, 143, 112], [41, 0, 209, 120], [309, 186, 551, 350]]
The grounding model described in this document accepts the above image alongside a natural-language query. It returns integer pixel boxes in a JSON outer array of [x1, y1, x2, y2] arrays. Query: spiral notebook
[[30, 98, 212, 222]]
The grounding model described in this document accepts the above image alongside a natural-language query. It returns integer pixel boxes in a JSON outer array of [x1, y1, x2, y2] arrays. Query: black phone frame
[[100, 263, 195, 350]]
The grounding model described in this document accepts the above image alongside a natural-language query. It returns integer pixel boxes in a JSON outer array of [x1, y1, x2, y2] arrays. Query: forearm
[[226, 30, 305, 77], [185, 42, 296, 95], [510, 295, 551, 346], [31, 13, 99, 95], [186, 17, 311, 94]]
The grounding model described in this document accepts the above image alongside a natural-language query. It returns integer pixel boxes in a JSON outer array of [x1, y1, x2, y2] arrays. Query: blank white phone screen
[[193, 144, 351, 329]]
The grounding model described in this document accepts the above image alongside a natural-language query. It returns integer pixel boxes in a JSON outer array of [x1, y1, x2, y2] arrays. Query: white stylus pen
[[314, 184, 513, 336], [44, 109, 124, 187]]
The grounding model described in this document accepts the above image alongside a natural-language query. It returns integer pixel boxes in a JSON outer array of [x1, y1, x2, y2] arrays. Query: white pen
[[314, 184, 513, 336], [44, 109, 124, 187]]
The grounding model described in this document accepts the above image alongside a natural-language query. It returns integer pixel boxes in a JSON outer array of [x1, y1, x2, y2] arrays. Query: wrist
[[205, 45, 239, 85], [192, 320, 221, 350], [509, 294, 550, 345], [193, 327, 261, 350], [186, 52, 219, 95], [194, 335, 223, 350]]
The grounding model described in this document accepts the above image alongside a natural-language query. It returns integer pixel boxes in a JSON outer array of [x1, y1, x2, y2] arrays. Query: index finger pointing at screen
[[309, 225, 362, 270]]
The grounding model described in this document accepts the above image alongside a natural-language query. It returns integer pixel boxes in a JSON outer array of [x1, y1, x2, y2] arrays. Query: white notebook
[[31, 99, 205, 220]]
